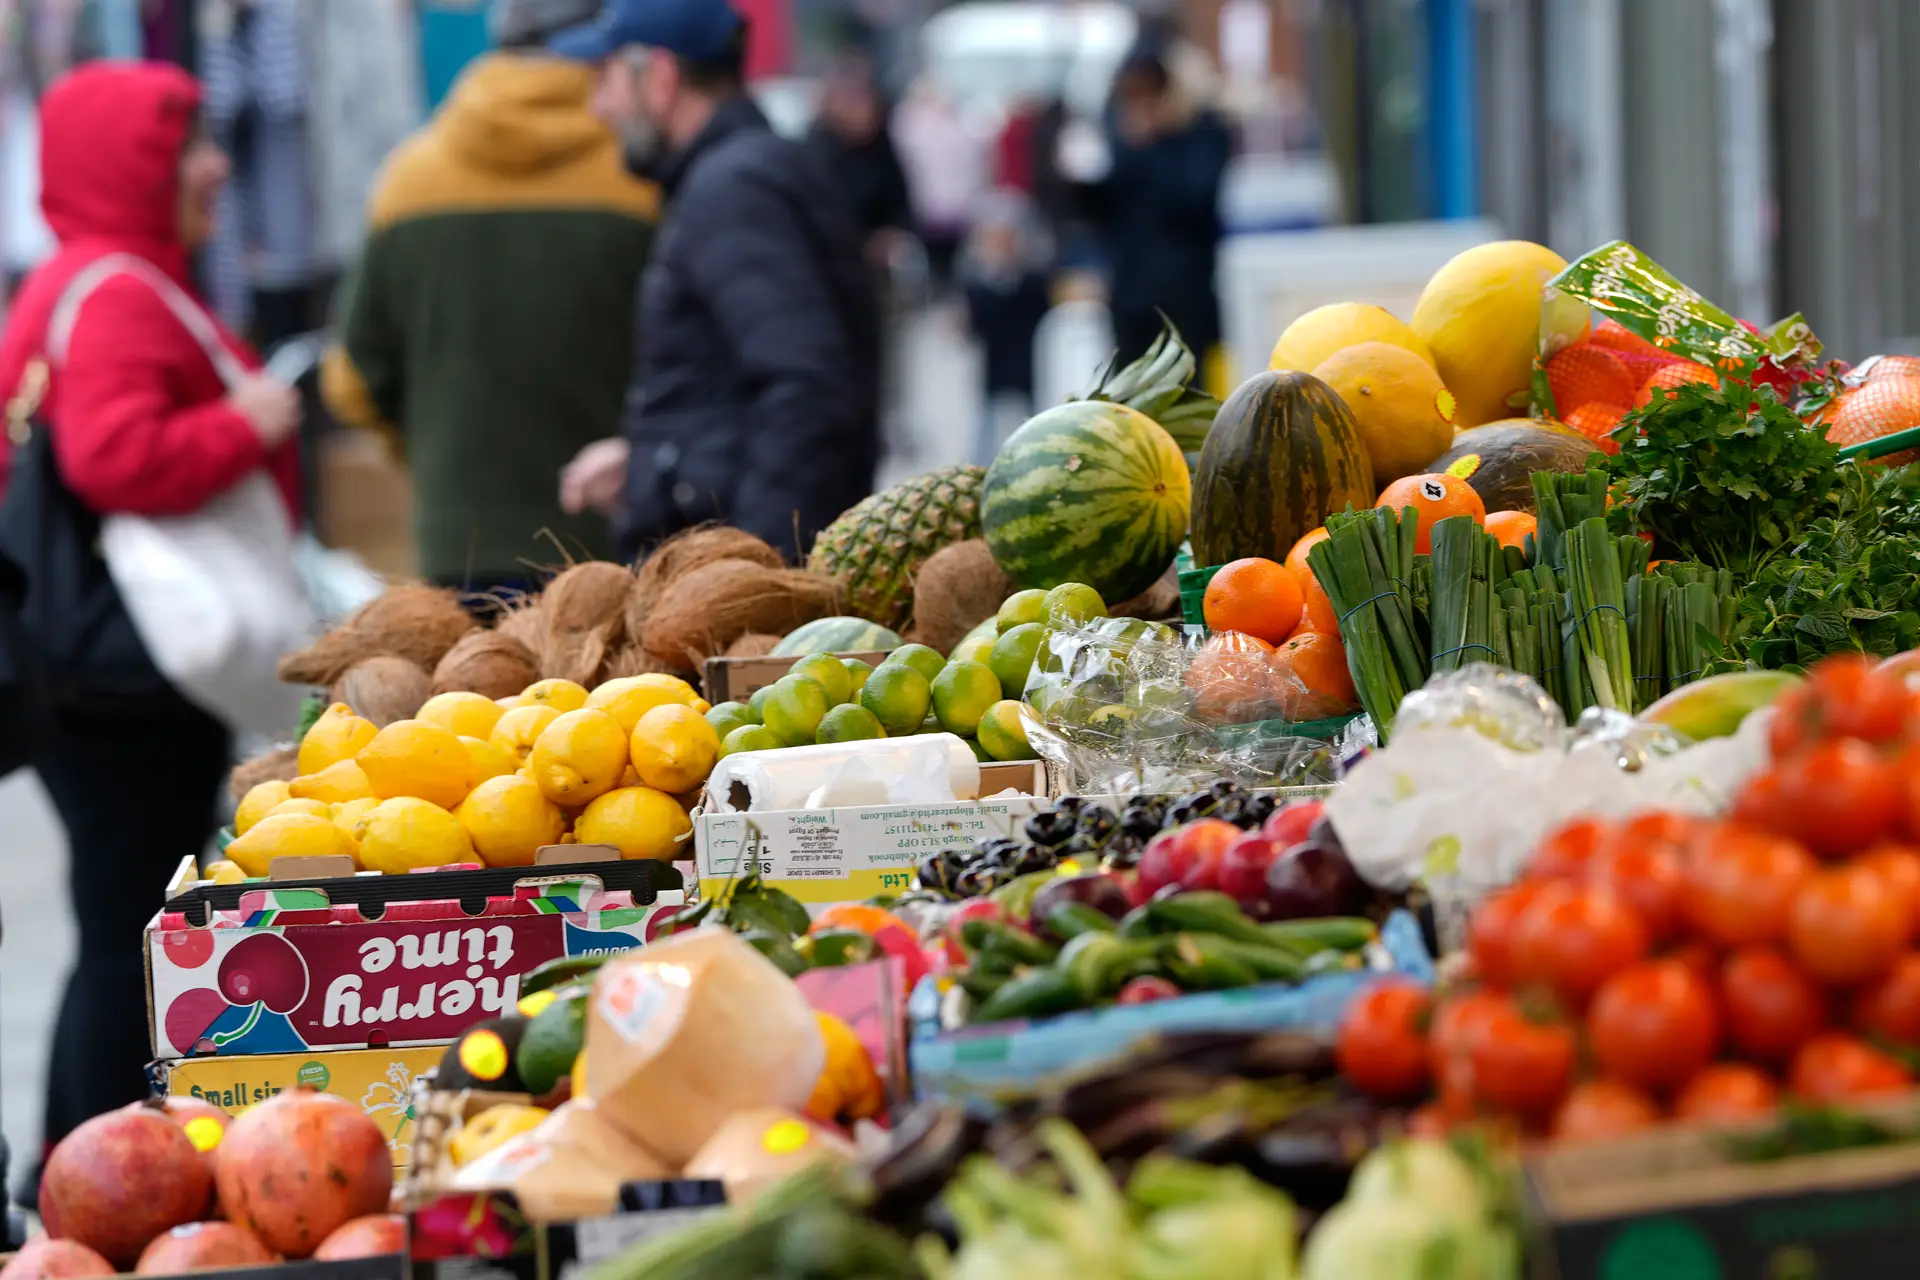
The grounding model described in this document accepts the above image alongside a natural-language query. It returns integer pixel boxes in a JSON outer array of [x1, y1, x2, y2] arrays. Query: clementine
[[1295, 565, 1339, 636], [1545, 343, 1636, 418], [1564, 402, 1626, 454], [1633, 361, 1717, 409], [1269, 630, 1360, 721], [1376, 472, 1487, 554], [1186, 632, 1276, 725], [1483, 510, 1537, 551], [1202, 557, 1304, 645], [1285, 526, 1331, 581]]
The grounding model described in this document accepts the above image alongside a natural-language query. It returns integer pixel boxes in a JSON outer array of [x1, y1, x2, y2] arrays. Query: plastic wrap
[[701, 735, 980, 812]]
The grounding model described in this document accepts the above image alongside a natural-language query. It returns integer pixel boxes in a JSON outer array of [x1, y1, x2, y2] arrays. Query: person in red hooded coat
[[0, 62, 304, 1168]]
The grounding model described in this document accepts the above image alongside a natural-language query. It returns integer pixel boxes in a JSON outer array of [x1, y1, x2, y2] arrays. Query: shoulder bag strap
[[45, 253, 249, 389]]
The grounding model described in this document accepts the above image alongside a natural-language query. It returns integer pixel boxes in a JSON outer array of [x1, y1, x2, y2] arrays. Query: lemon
[[521, 679, 590, 713], [629, 672, 702, 705], [457, 774, 568, 868], [574, 786, 692, 861], [977, 699, 1040, 761], [629, 703, 721, 793], [689, 696, 711, 715], [462, 735, 518, 783], [235, 780, 292, 836], [585, 676, 689, 734], [762, 674, 831, 746], [860, 662, 931, 735], [1311, 341, 1458, 482], [226, 811, 357, 877], [204, 859, 248, 885], [332, 796, 376, 844], [491, 703, 563, 767], [358, 719, 475, 809], [355, 796, 474, 874], [266, 797, 333, 822], [289, 757, 373, 804], [1411, 240, 1583, 427], [1269, 301, 1435, 374], [789, 653, 854, 705], [418, 691, 506, 741], [931, 660, 1002, 736], [529, 708, 629, 806], [299, 702, 376, 776]]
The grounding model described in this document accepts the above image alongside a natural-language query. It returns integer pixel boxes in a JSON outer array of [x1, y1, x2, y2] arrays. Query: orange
[[1202, 557, 1304, 645], [1826, 377, 1920, 464], [1565, 402, 1626, 454], [1483, 510, 1537, 551], [1285, 527, 1330, 581], [1376, 472, 1487, 554], [1185, 632, 1276, 725], [811, 903, 909, 938], [1269, 631, 1360, 721], [1294, 565, 1339, 636], [1589, 317, 1668, 360], [1862, 355, 1920, 384], [1634, 361, 1717, 409], [1545, 343, 1636, 418]]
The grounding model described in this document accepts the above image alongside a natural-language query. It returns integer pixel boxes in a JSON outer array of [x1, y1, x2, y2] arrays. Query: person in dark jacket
[[806, 54, 911, 260], [1090, 39, 1232, 363], [554, 0, 880, 563], [961, 191, 1051, 463]]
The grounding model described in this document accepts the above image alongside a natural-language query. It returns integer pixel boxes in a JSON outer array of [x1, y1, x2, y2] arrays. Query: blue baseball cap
[[550, 0, 743, 63]]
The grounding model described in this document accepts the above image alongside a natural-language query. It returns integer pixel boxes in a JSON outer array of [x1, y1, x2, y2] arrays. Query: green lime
[[1044, 582, 1107, 627], [988, 622, 1047, 700], [762, 674, 831, 746], [950, 632, 996, 668], [888, 643, 947, 683], [931, 660, 1003, 736], [841, 657, 874, 694], [965, 737, 992, 762], [816, 703, 887, 743], [950, 616, 999, 660], [706, 701, 755, 740], [789, 652, 854, 705], [997, 589, 1049, 633], [860, 662, 932, 735], [720, 724, 784, 757], [746, 685, 774, 724], [977, 700, 1040, 761]]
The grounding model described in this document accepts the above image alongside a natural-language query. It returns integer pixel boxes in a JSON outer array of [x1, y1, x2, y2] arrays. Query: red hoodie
[[0, 62, 300, 519]]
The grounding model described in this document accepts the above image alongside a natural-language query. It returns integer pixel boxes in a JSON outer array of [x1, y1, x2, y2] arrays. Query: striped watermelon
[[982, 402, 1191, 604], [771, 617, 904, 657]]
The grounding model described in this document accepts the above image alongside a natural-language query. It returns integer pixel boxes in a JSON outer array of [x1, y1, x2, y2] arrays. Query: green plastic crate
[[1177, 563, 1223, 626]]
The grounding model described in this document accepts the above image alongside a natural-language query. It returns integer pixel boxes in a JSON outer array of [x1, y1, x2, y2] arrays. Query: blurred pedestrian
[[554, 0, 880, 563], [0, 62, 302, 1172], [321, 0, 657, 595], [891, 75, 984, 291], [807, 53, 911, 265], [961, 191, 1051, 463], [1089, 35, 1231, 363]]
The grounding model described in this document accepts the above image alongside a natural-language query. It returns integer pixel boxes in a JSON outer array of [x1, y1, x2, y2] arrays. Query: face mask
[[619, 118, 666, 179]]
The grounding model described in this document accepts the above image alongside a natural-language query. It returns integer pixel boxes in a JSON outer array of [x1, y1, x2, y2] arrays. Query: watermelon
[[981, 402, 1191, 604], [771, 617, 904, 657], [1427, 420, 1598, 513], [1190, 371, 1374, 567]]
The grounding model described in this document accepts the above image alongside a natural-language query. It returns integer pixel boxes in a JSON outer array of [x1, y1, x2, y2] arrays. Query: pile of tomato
[[1337, 653, 1920, 1143]]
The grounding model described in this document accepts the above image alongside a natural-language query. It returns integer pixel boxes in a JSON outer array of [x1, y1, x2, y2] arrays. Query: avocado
[[435, 1015, 530, 1092], [517, 987, 589, 1097]]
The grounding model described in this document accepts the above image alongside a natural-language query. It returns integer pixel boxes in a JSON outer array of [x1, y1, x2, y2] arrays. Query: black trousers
[[33, 696, 229, 1156]]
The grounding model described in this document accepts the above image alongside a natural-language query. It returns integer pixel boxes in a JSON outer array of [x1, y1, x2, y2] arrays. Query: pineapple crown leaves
[[1081, 313, 1220, 453]]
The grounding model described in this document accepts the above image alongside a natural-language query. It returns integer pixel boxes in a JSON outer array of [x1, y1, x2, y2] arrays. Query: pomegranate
[[39, 1105, 215, 1267], [313, 1214, 408, 1260], [215, 1089, 393, 1258], [0, 1238, 114, 1280], [135, 1222, 275, 1274]]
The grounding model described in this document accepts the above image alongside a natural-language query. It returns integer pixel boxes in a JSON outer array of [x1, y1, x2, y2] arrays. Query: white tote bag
[[48, 253, 317, 735]]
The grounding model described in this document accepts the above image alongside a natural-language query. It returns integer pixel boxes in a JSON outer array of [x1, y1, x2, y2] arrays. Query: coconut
[[277, 584, 476, 686], [641, 559, 843, 670], [228, 745, 299, 801], [432, 630, 540, 701], [629, 526, 784, 642], [723, 633, 781, 659], [495, 597, 548, 656], [540, 561, 634, 685], [907, 539, 1014, 655], [598, 643, 684, 682], [331, 656, 431, 727]]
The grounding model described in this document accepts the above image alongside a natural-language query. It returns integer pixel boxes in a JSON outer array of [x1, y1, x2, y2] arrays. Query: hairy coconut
[[724, 633, 782, 659], [540, 561, 634, 684], [277, 584, 475, 686], [629, 526, 784, 641], [908, 539, 1014, 655], [431, 631, 539, 701], [495, 597, 548, 655], [331, 656, 431, 727], [597, 643, 684, 682], [641, 559, 843, 669], [229, 746, 299, 801]]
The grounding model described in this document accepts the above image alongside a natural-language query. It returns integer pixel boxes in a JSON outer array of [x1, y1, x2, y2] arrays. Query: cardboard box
[[701, 651, 891, 705], [1527, 1093, 1920, 1279], [154, 1045, 445, 1169], [147, 866, 684, 1059], [316, 429, 416, 581]]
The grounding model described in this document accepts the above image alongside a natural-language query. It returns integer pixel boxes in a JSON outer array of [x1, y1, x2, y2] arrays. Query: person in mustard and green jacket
[[321, 0, 656, 594]]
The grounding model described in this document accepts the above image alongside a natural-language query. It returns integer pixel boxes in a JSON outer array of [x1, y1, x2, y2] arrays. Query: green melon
[[1190, 370, 1374, 566], [1426, 419, 1599, 514], [771, 617, 904, 657], [981, 402, 1191, 604]]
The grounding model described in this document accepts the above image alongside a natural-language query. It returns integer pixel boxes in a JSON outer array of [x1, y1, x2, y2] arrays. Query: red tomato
[[1856, 842, 1920, 936], [1262, 800, 1325, 849], [1615, 809, 1700, 852], [1770, 655, 1915, 757], [1512, 882, 1650, 1007], [1588, 959, 1721, 1094], [1116, 976, 1181, 1005], [1429, 988, 1513, 1113], [1790, 1032, 1914, 1103], [1756, 740, 1903, 857], [1674, 1064, 1780, 1124], [1788, 865, 1910, 987], [1550, 1080, 1662, 1143], [1468, 1003, 1577, 1120], [1851, 952, 1920, 1046], [1682, 824, 1815, 947], [1720, 947, 1828, 1062], [1588, 842, 1686, 942], [1336, 979, 1432, 1103], [1465, 882, 1547, 990], [1528, 816, 1615, 882]]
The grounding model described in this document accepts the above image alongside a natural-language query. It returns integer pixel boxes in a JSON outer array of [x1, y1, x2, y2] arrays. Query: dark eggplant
[[865, 1103, 984, 1231], [1027, 872, 1133, 932], [1263, 841, 1366, 921], [1248, 1094, 1391, 1212]]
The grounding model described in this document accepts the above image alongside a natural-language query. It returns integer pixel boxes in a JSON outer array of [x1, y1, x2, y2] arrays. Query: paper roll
[[703, 735, 982, 812]]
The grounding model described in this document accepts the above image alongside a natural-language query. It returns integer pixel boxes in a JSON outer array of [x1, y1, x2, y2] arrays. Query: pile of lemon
[[217, 674, 721, 881]]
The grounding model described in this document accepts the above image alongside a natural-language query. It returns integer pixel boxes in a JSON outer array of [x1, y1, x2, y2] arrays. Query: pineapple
[[807, 465, 986, 630]]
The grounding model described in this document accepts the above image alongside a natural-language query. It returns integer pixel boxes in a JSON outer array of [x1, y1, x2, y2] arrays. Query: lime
[[978, 700, 1041, 761], [859, 662, 932, 735], [931, 660, 1002, 736], [816, 703, 886, 743], [789, 652, 854, 705], [746, 685, 774, 723], [889, 643, 947, 683], [841, 657, 874, 694], [1044, 582, 1107, 627], [706, 701, 755, 740], [720, 724, 784, 757], [988, 623, 1047, 700], [950, 632, 996, 668], [997, 589, 1049, 633], [965, 737, 992, 762], [950, 616, 999, 660], [761, 674, 831, 746]]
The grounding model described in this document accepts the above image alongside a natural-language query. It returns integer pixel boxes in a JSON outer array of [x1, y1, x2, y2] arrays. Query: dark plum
[[1263, 842, 1366, 922], [1029, 873, 1133, 931]]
